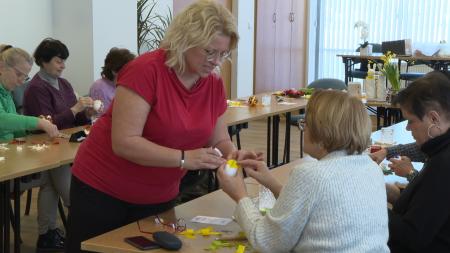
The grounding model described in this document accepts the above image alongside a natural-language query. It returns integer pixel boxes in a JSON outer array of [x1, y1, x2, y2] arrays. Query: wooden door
[[255, 0, 307, 92], [255, 0, 277, 93], [290, 0, 307, 88], [274, 0, 293, 90]]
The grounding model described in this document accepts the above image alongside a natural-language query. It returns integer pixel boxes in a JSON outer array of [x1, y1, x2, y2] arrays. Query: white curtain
[[318, 0, 450, 80]]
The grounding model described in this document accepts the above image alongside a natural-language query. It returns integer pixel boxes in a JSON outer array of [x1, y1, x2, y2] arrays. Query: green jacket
[[0, 83, 38, 141]]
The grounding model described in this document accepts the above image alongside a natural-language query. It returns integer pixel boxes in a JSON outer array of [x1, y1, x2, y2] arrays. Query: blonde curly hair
[[160, 0, 239, 74]]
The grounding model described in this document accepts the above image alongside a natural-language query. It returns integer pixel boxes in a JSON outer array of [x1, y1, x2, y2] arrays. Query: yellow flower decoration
[[235, 245, 246, 253], [197, 227, 222, 236], [179, 228, 196, 239]]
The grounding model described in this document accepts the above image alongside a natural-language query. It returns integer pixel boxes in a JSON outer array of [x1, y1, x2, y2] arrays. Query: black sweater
[[388, 129, 450, 252]]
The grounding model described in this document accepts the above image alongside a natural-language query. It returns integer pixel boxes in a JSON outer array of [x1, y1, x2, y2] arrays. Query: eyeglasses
[[203, 48, 231, 62], [137, 216, 186, 234], [8, 64, 30, 82], [298, 119, 306, 131]]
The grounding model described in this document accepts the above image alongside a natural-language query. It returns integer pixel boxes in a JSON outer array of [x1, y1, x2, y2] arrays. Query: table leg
[[343, 57, 352, 85], [283, 112, 291, 164], [272, 115, 280, 166], [2, 180, 10, 253], [266, 117, 271, 167], [0, 181, 4, 253]]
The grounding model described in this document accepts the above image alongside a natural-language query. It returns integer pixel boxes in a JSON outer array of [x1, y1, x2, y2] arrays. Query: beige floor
[[11, 116, 377, 252]]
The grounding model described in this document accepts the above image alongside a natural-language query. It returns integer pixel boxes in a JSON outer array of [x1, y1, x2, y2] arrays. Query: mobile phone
[[124, 236, 160, 250]]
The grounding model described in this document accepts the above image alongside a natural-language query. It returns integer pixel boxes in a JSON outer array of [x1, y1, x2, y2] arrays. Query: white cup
[[262, 95, 271, 106], [348, 82, 362, 97], [380, 128, 394, 144]]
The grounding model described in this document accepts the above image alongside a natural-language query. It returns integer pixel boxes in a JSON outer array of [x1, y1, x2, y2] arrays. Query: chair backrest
[[308, 78, 347, 90], [12, 81, 30, 114], [355, 43, 382, 53]]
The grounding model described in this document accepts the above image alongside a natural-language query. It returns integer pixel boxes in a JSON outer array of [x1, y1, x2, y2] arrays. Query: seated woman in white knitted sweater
[[218, 90, 389, 253]]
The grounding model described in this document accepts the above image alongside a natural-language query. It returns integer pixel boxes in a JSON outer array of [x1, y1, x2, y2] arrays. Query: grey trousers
[[13, 164, 71, 235], [37, 164, 71, 234]]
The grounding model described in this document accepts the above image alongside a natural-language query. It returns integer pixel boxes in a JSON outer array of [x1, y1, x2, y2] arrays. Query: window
[[317, 0, 450, 80]]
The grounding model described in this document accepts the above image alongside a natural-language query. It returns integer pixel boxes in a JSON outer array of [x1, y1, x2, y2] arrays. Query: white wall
[[54, 0, 137, 95], [0, 0, 53, 75], [53, 1, 94, 96], [232, 0, 254, 98], [92, 0, 137, 82], [1, 0, 137, 96]]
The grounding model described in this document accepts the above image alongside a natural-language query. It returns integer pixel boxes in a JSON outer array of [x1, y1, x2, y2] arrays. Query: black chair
[[288, 79, 346, 157]]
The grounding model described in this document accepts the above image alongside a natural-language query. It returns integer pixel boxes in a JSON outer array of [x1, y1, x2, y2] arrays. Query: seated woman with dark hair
[[387, 70, 450, 252], [219, 89, 389, 253], [89, 47, 135, 115], [23, 38, 94, 129], [22, 38, 93, 251]]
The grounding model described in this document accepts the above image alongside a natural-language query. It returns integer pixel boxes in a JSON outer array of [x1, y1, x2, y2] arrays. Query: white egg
[[224, 164, 237, 176], [93, 100, 103, 111]]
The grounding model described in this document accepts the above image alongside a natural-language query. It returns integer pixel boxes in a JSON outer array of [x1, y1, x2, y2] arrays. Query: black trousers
[[65, 176, 175, 253]]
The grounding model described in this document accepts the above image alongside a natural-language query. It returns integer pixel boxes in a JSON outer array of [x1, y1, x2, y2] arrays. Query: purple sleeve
[[24, 84, 74, 129], [24, 77, 90, 129]]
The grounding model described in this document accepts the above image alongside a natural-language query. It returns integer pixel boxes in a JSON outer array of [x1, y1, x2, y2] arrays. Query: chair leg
[[9, 201, 22, 244], [24, 189, 32, 215]]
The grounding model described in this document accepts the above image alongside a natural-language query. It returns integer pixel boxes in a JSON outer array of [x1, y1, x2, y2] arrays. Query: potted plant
[[354, 21, 372, 55], [380, 51, 401, 101], [137, 0, 172, 54]]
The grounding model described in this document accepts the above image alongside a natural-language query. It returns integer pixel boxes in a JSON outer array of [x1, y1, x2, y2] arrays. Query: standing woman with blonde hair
[[66, 1, 259, 252]]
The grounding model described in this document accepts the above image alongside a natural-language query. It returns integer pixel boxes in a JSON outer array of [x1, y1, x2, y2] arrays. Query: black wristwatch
[[406, 169, 419, 182]]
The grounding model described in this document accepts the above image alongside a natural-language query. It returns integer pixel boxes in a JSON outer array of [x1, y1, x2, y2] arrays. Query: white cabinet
[[255, 0, 307, 93]]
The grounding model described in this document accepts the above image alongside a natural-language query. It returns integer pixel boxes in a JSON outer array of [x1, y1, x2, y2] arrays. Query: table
[[82, 121, 416, 253], [0, 127, 83, 253], [81, 159, 303, 253], [223, 94, 307, 166], [338, 54, 450, 85], [365, 99, 402, 130]]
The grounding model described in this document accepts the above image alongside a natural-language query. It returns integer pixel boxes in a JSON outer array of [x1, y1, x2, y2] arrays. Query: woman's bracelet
[[180, 150, 185, 169]]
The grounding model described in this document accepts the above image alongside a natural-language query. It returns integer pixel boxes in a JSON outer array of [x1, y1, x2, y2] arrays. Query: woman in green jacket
[[0, 45, 69, 251], [0, 44, 58, 140]]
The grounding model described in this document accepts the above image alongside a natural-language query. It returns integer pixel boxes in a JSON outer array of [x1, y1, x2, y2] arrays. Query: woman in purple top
[[89, 47, 135, 115], [23, 38, 94, 129], [22, 38, 93, 252]]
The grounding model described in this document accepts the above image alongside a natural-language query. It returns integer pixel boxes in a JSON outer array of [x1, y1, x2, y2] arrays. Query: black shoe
[[36, 229, 65, 253]]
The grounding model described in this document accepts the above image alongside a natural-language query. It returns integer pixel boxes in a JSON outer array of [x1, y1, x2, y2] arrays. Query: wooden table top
[[82, 120, 416, 253], [81, 159, 303, 253], [223, 94, 308, 126], [0, 127, 83, 182]]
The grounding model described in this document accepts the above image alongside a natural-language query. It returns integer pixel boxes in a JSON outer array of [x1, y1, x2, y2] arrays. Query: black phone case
[[124, 236, 160, 250]]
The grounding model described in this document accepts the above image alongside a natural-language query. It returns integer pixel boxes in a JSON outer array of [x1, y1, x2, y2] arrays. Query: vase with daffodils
[[380, 51, 401, 102]]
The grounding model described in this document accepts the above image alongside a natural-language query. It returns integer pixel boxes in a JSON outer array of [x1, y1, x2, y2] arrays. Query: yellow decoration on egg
[[227, 159, 239, 169]]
